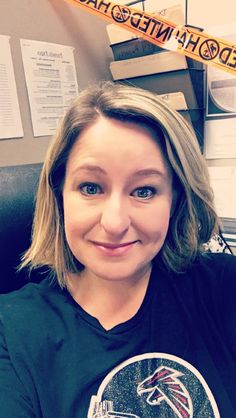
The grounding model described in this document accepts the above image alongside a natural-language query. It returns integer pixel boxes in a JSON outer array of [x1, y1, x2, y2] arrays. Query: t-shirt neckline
[[64, 265, 158, 335]]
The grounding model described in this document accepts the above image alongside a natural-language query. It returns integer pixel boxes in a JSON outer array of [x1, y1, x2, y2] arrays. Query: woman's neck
[[67, 266, 152, 330]]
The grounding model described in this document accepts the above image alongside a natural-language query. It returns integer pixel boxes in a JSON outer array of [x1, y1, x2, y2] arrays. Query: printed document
[[0, 35, 23, 140], [20, 39, 78, 137]]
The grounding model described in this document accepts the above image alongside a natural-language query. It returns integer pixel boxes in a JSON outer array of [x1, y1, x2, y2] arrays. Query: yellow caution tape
[[64, 0, 236, 76]]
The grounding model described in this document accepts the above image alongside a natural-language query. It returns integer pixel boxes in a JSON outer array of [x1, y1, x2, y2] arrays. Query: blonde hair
[[21, 81, 219, 287]]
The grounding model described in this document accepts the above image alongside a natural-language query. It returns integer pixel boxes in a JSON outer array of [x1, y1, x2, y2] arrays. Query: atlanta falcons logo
[[137, 366, 193, 418]]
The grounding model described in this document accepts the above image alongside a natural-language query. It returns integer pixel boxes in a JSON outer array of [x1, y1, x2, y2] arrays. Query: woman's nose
[[100, 195, 130, 236]]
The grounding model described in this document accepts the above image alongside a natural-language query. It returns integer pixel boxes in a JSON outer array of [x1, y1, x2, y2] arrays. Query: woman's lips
[[92, 241, 137, 256]]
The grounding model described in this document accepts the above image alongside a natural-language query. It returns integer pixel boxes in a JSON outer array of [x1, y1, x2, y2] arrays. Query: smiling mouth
[[91, 240, 138, 256], [92, 241, 137, 249]]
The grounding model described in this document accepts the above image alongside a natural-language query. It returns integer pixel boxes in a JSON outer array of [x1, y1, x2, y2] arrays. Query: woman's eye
[[79, 183, 102, 195], [131, 187, 156, 200]]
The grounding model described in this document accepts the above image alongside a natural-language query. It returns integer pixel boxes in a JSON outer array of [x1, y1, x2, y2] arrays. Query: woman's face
[[62, 116, 174, 283]]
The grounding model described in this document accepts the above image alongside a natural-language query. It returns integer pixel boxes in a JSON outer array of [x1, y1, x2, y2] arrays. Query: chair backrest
[[0, 163, 43, 293]]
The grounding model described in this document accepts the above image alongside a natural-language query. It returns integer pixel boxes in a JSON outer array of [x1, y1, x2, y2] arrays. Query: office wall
[[0, 0, 113, 166], [188, 0, 235, 27]]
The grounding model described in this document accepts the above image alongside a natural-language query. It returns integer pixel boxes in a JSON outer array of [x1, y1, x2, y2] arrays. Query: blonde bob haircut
[[21, 81, 219, 287]]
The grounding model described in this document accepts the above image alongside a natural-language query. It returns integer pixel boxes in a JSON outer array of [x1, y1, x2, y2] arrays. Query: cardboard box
[[110, 51, 204, 80]]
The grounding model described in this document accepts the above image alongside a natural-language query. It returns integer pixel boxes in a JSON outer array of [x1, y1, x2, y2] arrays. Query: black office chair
[[0, 163, 44, 293]]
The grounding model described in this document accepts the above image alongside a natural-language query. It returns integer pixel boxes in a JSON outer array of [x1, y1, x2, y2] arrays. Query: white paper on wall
[[0, 34, 23, 140], [205, 118, 236, 159], [208, 166, 236, 218], [20, 39, 79, 137]]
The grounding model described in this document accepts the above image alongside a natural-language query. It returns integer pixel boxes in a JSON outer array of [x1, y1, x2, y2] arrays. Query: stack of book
[[107, 2, 205, 149]]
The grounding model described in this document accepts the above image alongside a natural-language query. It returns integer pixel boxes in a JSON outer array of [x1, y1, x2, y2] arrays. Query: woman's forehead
[[70, 116, 161, 150], [65, 117, 172, 180]]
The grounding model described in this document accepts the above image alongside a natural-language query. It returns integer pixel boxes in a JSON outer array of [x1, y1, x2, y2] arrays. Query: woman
[[0, 81, 235, 417]]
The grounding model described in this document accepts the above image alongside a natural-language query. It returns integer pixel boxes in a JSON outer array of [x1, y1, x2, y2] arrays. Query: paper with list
[[0, 35, 23, 140], [205, 118, 236, 159], [208, 166, 236, 219], [20, 39, 79, 137]]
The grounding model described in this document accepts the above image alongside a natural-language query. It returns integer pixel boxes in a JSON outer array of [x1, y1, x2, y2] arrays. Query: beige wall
[[188, 0, 236, 27], [0, 0, 113, 167]]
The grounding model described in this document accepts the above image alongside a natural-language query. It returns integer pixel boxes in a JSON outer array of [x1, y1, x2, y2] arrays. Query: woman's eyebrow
[[72, 165, 165, 177], [133, 168, 165, 177], [72, 164, 107, 175]]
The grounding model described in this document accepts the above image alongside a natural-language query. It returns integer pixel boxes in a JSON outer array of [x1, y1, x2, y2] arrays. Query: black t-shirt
[[0, 253, 235, 417]]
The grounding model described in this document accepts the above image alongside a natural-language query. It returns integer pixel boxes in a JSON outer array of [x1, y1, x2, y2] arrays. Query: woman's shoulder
[[0, 276, 66, 324], [156, 252, 236, 281], [195, 252, 236, 275], [158, 252, 236, 299], [183, 252, 236, 305], [0, 276, 74, 362], [1, 275, 57, 299]]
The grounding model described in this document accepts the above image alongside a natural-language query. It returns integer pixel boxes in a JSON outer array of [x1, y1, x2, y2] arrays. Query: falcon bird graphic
[[137, 366, 193, 418]]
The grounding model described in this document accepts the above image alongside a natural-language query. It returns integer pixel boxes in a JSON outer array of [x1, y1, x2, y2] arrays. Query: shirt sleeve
[[0, 319, 35, 418]]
